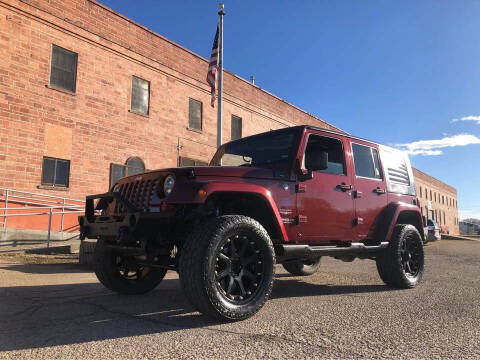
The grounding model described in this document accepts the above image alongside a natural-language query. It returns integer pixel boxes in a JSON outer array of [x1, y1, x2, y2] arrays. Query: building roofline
[[89, 0, 342, 132], [412, 167, 457, 194]]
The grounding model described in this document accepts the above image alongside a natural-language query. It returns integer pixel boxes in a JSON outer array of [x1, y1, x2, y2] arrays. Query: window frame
[[41, 156, 71, 188], [49, 44, 78, 93], [130, 75, 150, 116], [301, 133, 347, 176], [350, 141, 384, 181], [188, 98, 203, 132]]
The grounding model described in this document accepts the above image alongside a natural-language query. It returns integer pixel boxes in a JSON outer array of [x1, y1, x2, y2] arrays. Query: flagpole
[[217, 3, 224, 149]]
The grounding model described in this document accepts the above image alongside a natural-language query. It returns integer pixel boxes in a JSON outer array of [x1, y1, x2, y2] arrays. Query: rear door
[[349, 140, 388, 239]]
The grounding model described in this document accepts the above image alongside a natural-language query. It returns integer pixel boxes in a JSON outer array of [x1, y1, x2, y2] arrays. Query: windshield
[[210, 128, 301, 169]]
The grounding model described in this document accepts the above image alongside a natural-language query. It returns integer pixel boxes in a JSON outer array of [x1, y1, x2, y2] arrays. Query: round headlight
[[163, 174, 175, 196]]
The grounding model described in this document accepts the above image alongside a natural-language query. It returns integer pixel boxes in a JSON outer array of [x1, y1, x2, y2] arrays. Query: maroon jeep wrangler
[[79, 125, 425, 321]]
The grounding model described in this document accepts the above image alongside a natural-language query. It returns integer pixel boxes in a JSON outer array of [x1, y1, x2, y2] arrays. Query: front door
[[349, 140, 388, 239], [296, 132, 355, 243]]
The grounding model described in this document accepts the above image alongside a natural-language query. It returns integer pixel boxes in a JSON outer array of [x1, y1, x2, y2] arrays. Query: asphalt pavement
[[0, 239, 479, 359]]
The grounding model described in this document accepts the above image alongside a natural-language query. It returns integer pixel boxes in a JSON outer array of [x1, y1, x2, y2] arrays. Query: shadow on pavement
[[0, 264, 394, 352]]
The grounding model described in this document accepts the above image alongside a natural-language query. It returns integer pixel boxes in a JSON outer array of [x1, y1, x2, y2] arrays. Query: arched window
[[126, 157, 145, 175], [110, 157, 146, 187]]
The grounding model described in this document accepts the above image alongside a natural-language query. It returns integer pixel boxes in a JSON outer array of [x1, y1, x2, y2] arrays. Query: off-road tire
[[179, 215, 275, 322], [376, 224, 425, 288], [282, 256, 321, 276], [93, 240, 167, 295]]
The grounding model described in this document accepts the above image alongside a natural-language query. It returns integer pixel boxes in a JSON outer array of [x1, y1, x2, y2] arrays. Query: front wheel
[[179, 215, 275, 322], [93, 240, 167, 295], [376, 224, 425, 288]]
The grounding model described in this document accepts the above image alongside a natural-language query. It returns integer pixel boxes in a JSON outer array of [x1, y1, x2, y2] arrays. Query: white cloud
[[451, 115, 480, 125], [397, 134, 480, 156]]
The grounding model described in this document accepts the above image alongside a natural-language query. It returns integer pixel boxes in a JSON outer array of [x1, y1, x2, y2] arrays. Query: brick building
[[0, 0, 459, 234], [413, 168, 459, 234]]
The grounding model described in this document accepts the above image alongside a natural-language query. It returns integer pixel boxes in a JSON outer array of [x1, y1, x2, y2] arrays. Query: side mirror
[[305, 151, 328, 171]]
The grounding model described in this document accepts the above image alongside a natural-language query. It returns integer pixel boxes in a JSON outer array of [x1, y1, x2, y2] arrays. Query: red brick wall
[[0, 0, 340, 203], [413, 167, 459, 235]]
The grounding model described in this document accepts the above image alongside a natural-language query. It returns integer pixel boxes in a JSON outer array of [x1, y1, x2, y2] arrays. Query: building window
[[49, 45, 78, 93], [430, 190, 432, 201], [188, 98, 203, 131], [109, 157, 145, 187], [231, 115, 242, 140], [179, 156, 208, 167], [41, 157, 70, 187], [131, 76, 150, 115], [419, 187, 422, 198]]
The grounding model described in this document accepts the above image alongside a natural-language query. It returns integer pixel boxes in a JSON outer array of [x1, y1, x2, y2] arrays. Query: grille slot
[[112, 179, 156, 214]]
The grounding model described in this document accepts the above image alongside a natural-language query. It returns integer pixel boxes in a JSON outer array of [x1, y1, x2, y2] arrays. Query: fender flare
[[196, 182, 288, 242], [378, 202, 425, 242]]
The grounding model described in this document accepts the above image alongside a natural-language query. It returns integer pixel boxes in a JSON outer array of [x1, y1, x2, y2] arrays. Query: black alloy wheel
[[376, 224, 425, 289], [399, 233, 423, 279], [215, 234, 265, 303], [179, 215, 275, 321], [93, 240, 167, 295]]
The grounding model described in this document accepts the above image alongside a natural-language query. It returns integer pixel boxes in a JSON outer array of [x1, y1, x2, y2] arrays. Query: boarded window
[[352, 143, 382, 179], [50, 45, 78, 93], [41, 157, 70, 187], [188, 98, 202, 130], [179, 157, 208, 167], [231, 115, 242, 140], [131, 76, 150, 115]]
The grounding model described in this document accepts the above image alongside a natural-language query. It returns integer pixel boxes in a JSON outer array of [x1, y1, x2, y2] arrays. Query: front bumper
[[78, 191, 173, 241]]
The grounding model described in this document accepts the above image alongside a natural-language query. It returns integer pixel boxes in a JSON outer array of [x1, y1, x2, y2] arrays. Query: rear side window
[[352, 143, 382, 179], [382, 148, 411, 185]]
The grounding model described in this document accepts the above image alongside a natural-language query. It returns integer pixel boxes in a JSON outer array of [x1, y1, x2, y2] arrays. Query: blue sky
[[101, 0, 480, 220]]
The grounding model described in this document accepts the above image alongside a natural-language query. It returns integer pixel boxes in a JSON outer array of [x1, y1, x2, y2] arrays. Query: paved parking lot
[[0, 239, 479, 359]]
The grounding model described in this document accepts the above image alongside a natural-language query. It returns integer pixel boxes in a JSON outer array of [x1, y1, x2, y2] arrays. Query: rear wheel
[[376, 224, 424, 288], [282, 256, 321, 276], [179, 215, 275, 321], [93, 240, 167, 295]]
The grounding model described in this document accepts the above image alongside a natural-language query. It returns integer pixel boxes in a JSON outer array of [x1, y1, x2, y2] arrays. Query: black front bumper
[[78, 192, 173, 242]]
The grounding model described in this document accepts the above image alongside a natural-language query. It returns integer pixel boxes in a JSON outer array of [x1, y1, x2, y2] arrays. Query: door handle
[[373, 187, 386, 194], [336, 183, 352, 192]]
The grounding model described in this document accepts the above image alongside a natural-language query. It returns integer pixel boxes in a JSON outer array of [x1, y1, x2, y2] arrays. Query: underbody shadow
[[0, 263, 395, 352]]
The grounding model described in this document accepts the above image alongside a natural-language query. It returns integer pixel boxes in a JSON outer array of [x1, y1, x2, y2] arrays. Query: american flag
[[207, 24, 219, 107]]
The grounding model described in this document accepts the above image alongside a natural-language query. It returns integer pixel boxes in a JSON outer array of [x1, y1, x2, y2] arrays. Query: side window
[[352, 143, 382, 179], [303, 135, 345, 175]]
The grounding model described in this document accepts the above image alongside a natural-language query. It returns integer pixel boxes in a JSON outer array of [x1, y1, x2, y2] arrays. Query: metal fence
[[0, 187, 85, 247]]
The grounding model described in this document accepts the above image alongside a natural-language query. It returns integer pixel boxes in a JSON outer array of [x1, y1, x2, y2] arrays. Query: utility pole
[[217, 3, 225, 149]]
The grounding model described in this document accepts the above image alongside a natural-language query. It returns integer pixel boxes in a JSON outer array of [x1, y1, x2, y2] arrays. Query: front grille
[[114, 179, 156, 213]]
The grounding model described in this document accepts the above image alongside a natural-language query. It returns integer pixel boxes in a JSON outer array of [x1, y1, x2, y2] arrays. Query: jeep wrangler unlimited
[[79, 125, 425, 321]]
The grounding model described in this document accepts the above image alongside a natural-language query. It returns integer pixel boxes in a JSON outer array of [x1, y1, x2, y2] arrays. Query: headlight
[[163, 174, 175, 196]]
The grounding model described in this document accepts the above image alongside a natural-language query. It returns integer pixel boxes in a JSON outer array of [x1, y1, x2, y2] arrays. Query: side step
[[276, 242, 389, 262]]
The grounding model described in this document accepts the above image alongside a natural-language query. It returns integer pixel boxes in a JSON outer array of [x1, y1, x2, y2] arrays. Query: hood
[[185, 166, 276, 180], [115, 166, 291, 187]]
